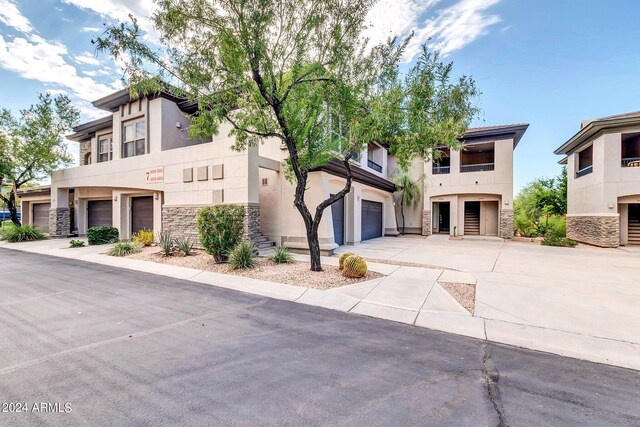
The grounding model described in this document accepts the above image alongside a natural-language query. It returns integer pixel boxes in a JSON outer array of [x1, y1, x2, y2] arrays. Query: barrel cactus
[[342, 255, 368, 278], [338, 252, 354, 270]]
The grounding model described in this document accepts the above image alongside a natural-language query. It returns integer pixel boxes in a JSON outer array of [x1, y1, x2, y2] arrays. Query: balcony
[[367, 159, 382, 173], [622, 157, 640, 167], [460, 163, 495, 173], [432, 166, 450, 174], [576, 165, 593, 178]]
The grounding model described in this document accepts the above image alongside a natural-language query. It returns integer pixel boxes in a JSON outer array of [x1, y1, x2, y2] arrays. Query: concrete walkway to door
[[335, 235, 640, 370]]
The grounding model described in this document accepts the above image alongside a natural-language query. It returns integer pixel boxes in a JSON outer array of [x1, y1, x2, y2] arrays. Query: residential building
[[421, 124, 529, 238], [555, 112, 640, 247]]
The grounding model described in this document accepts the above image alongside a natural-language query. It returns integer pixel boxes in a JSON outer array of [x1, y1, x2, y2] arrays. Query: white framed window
[[98, 135, 113, 163], [122, 120, 146, 158]]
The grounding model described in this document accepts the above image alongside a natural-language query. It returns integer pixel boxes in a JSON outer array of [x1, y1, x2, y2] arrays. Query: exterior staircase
[[628, 206, 640, 245], [251, 233, 276, 255], [464, 203, 480, 235]]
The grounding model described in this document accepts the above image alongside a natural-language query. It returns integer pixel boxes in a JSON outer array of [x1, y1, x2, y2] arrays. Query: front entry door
[[438, 202, 450, 233], [131, 196, 154, 234], [482, 201, 499, 236]]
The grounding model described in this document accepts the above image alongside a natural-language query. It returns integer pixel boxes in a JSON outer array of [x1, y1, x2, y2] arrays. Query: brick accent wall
[[79, 140, 91, 165], [49, 207, 70, 237], [162, 204, 261, 248], [566, 215, 619, 248], [421, 210, 432, 236], [499, 209, 514, 239]]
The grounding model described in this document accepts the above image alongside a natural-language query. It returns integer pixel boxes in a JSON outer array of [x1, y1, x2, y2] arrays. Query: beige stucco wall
[[388, 156, 424, 234]]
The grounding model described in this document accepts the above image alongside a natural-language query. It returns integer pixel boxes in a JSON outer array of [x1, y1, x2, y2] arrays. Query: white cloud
[[0, 0, 33, 33], [80, 26, 101, 33], [74, 52, 101, 65], [365, 0, 501, 62]]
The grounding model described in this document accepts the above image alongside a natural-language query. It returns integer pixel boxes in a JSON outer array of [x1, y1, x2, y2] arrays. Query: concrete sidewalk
[[2, 238, 639, 371]]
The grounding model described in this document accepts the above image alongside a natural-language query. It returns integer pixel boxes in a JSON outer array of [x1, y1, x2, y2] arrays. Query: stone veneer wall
[[499, 209, 514, 239], [49, 207, 70, 237], [566, 214, 619, 248], [79, 140, 91, 165], [162, 204, 261, 248], [421, 210, 432, 236]]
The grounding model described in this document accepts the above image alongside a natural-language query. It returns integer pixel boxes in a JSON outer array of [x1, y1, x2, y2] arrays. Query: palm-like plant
[[393, 170, 422, 235]]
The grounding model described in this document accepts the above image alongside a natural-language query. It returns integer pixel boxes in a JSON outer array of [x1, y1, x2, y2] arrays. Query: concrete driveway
[[1, 249, 640, 426], [338, 236, 640, 358]]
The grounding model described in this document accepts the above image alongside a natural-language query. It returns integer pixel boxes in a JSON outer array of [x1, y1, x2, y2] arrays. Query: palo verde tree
[[95, 0, 479, 271], [0, 93, 80, 226]]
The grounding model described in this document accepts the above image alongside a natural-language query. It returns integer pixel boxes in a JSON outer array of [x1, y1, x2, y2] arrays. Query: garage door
[[330, 194, 344, 246], [88, 200, 113, 228], [131, 196, 154, 234], [361, 200, 383, 241], [32, 203, 50, 231]]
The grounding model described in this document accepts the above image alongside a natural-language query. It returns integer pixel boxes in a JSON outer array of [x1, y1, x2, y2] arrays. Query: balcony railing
[[367, 159, 382, 173], [622, 157, 640, 167], [460, 163, 494, 173], [576, 165, 593, 178], [432, 166, 450, 174]]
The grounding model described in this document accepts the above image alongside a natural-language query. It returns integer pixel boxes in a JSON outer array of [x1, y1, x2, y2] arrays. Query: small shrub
[[175, 236, 194, 256], [541, 233, 577, 248], [338, 252, 354, 270], [342, 255, 368, 278], [197, 204, 245, 262], [0, 221, 16, 240], [229, 240, 256, 270], [132, 229, 154, 247], [87, 226, 119, 245], [2, 224, 47, 242], [108, 241, 141, 256], [69, 239, 85, 248], [270, 246, 294, 264], [158, 231, 174, 256]]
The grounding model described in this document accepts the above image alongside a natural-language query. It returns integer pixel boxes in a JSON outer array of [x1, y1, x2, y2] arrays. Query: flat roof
[[555, 111, 640, 155]]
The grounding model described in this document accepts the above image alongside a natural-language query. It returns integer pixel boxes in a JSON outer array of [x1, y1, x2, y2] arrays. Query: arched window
[[84, 152, 92, 165]]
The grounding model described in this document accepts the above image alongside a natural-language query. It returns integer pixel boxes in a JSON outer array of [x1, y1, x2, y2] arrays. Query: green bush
[[69, 239, 85, 248], [175, 236, 194, 256], [2, 224, 47, 242], [541, 232, 577, 248], [158, 231, 174, 256], [197, 204, 245, 262], [132, 229, 154, 247], [107, 241, 141, 256], [229, 240, 256, 270], [87, 226, 119, 245], [270, 246, 294, 264], [0, 221, 16, 240]]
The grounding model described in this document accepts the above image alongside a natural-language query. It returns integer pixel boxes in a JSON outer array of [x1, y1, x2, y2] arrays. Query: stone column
[[244, 203, 261, 244], [49, 208, 70, 237], [499, 209, 514, 239], [422, 210, 432, 236]]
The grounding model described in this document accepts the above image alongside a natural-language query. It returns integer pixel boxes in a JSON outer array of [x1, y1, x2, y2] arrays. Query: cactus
[[342, 255, 368, 278], [338, 251, 355, 270]]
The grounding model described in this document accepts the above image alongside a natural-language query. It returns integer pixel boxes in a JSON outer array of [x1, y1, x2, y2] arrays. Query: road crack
[[482, 344, 507, 426]]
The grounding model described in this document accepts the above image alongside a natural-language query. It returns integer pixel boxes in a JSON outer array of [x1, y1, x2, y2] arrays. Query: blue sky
[[1, 0, 639, 191]]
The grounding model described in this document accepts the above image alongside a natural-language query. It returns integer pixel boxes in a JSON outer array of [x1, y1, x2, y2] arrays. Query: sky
[[1, 0, 639, 191]]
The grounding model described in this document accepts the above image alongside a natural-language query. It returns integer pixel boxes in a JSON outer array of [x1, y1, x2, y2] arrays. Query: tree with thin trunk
[[94, 0, 479, 271], [393, 169, 423, 235], [0, 94, 80, 226]]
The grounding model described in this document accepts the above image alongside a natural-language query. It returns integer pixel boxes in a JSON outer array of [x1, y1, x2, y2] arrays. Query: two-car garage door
[[87, 197, 153, 234]]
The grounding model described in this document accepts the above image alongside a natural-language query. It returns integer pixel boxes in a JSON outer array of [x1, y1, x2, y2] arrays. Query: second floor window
[[98, 135, 113, 163], [123, 120, 145, 158], [433, 147, 451, 174], [461, 141, 495, 173], [576, 145, 593, 177]]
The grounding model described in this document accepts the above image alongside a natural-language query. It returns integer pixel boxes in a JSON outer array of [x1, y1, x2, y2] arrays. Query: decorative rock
[[567, 215, 619, 248]]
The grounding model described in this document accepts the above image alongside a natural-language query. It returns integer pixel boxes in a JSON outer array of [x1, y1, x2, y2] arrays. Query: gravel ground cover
[[127, 247, 383, 290], [439, 281, 476, 314]]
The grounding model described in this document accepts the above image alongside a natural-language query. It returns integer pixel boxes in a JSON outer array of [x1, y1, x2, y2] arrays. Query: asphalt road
[[0, 248, 639, 426]]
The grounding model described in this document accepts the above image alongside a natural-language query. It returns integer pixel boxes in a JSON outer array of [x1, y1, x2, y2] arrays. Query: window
[[122, 120, 146, 158], [576, 145, 593, 177], [432, 147, 450, 174], [621, 132, 640, 167], [460, 141, 495, 172], [84, 152, 92, 165], [98, 135, 113, 163]]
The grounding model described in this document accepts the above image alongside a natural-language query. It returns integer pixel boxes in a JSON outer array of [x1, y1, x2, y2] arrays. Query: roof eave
[[555, 116, 640, 155]]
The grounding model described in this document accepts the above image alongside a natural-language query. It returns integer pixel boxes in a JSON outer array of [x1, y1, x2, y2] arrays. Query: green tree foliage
[[514, 167, 568, 237], [0, 93, 79, 225], [94, 0, 479, 270]]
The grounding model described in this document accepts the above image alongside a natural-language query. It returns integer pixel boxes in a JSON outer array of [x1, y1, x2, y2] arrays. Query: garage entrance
[[32, 203, 50, 231], [88, 200, 112, 228], [361, 200, 383, 241], [330, 194, 344, 246], [131, 196, 154, 234]]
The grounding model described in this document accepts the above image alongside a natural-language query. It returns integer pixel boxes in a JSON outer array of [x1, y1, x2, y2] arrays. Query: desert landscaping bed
[[126, 247, 383, 290], [439, 281, 476, 314]]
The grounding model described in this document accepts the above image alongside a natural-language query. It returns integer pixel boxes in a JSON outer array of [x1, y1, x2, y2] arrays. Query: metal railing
[[460, 163, 495, 173], [432, 166, 450, 174], [622, 157, 640, 167], [367, 159, 382, 173], [576, 165, 593, 178]]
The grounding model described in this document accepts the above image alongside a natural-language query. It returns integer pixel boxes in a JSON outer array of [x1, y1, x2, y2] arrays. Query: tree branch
[[223, 114, 284, 141]]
